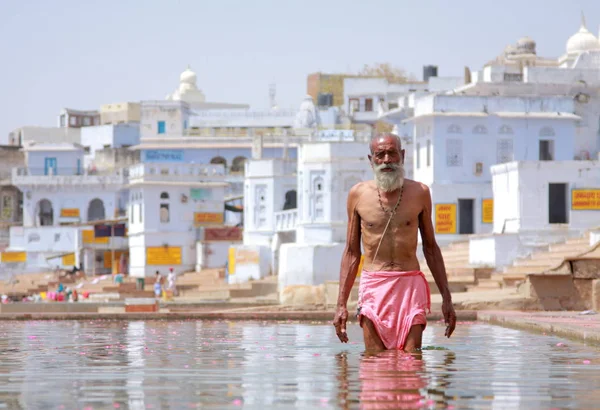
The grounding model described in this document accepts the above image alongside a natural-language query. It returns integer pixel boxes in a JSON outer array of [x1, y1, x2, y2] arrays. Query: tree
[[357, 63, 414, 84]]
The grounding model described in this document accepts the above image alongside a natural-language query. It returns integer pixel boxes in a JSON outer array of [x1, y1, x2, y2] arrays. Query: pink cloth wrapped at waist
[[358, 270, 431, 350]]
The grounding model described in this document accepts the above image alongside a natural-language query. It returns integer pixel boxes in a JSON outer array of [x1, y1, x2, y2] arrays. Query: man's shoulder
[[404, 179, 430, 195], [349, 180, 373, 197], [404, 179, 429, 192]]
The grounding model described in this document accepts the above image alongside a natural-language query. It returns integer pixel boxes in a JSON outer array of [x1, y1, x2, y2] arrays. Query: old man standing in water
[[333, 133, 457, 352]]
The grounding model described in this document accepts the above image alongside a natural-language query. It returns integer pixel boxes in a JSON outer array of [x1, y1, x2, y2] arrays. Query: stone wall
[[526, 274, 600, 311], [0, 147, 24, 181]]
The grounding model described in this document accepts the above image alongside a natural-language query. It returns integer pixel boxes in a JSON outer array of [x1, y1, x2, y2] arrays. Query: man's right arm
[[336, 184, 363, 308], [333, 184, 362, 343]]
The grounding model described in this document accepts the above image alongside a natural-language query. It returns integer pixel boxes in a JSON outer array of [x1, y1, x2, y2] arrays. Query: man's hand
[[442, 298, 456, 338], [333, 306, 349, 343]]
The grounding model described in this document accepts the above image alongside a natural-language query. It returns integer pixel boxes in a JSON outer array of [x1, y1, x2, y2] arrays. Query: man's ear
[[368, 154, 372, 163]]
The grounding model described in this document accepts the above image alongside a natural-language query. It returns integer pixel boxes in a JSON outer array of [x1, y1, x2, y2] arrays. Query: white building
[[166, 65, 249, 110], [5, 142, 125, 273], [363, 67, 466, 180], [374, 15, 600, 247], [81, 123, 140, 167], [229, 132, 373, 292], [127, 162, 227, 277], [470, 160, 600, 269], [7, 126, 81, 147]]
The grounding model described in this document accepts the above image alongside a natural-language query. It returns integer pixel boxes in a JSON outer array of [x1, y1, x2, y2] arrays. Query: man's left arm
[[417, 184, 456, 338]]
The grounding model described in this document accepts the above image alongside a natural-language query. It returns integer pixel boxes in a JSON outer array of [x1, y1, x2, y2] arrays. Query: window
[[447, 124, 462, 134], [160, 204, 170, 223], [160, 192, 169, 200], [184, 120, 188, 130], [83, 117, 91, 126], [364, 98, 373, 112], [446, 139, 463, 167], [539, 140, 554, 161], [349, 99, 359, 113], [388, 102, 399, 110], [426, 140, 431, 166], [157, 121, 166, 134], [139, 204, 143, 223], [416, 143, 421, 169], [473, 125, 488, 134], [59, 115, 66, 127], [130, 205, 134, 224], [499, 125, 514, 135], [69, 116, 77, 126], [497, 139, 513, 163]]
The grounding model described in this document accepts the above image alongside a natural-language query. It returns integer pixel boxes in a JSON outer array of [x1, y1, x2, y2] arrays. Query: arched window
[[447, 124, 462, 134], [36, 199, 53, 226], [283, 190, 297, 210], [230, 156, 247, 173], [473, 125, 488, 134], [210, 156, 227, 168], [160, 192, 169, 223], [499, 125, 514, 135], [87, 198, 105, 222]]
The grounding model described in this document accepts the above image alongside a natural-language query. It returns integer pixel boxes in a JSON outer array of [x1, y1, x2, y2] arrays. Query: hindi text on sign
[[435, 204, 457, 234], [571, 189, 600, 210]]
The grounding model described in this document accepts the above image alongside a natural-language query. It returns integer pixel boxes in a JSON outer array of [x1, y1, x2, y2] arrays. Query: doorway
[[458, 199, 475, 234], [548, 183, 568, 224]]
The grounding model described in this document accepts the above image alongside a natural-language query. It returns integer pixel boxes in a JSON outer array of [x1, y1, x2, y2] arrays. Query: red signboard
[[204, 227, 242, 242]]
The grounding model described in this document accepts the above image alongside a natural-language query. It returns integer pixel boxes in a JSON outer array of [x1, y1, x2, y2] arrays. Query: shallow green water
[[0, 320, 598, 409]]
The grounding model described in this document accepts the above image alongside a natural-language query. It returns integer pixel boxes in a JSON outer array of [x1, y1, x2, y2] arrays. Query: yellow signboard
[[228, 247, 236, 275], [194, 212, 224, 226], [62, 253, 75, 266], [435, 204, 457, 234], [103, 251, 126, 269], [1, 251, 27, 263], [60, 208, 80, 218], [482, 199, 494, 224], [571, 189, 600, 210], [146, 247, 182, 265], [82, 230, 109, 244], [235, 248, 259, 266]]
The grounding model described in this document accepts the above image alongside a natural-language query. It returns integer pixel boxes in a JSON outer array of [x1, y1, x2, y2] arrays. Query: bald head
[[370, 133, 402, 154], [368, 132, 406, 192]]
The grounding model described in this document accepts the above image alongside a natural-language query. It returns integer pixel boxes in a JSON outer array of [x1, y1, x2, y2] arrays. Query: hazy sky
[[1, 0, 599, 142]]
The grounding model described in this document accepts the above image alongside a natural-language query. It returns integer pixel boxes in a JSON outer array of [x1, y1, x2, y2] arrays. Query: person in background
[[114, 271, 124, 285], [167, 267, 177, 296], [154, 271, 162, 300]]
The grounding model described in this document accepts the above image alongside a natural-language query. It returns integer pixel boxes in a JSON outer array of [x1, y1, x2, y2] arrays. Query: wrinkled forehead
[[371, 136, 401, 154]]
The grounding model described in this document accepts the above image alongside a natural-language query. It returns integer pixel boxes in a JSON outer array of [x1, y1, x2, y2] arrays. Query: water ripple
[[0, 321, 598, 409]]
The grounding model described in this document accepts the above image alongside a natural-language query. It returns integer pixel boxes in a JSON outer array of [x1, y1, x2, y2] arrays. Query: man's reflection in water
[[336, 349, 456, 409]]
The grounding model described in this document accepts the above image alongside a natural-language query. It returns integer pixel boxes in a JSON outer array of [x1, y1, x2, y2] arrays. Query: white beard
[[372, 161, 405, 192]]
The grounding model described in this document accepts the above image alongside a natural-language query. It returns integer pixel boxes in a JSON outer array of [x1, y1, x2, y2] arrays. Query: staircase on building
[[419, 240, 491, 294], [496, 233, 592, 286], [175, 269, 278, 302]]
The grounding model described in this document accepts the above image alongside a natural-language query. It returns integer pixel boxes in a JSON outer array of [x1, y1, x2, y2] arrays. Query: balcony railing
[[274, 209, 298, 232], [12, 168, 125, 186], [128, 163, 226, 182]]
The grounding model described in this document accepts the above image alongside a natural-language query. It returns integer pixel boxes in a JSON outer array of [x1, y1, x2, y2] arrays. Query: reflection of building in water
[[126, 321, 146, 410]]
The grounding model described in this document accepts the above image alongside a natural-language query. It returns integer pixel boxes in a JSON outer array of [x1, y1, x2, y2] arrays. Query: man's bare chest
[[357, 197, 422, 233]]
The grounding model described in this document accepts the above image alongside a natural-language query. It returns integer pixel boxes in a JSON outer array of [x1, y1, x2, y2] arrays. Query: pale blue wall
[[140, 146, 298, 166]]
